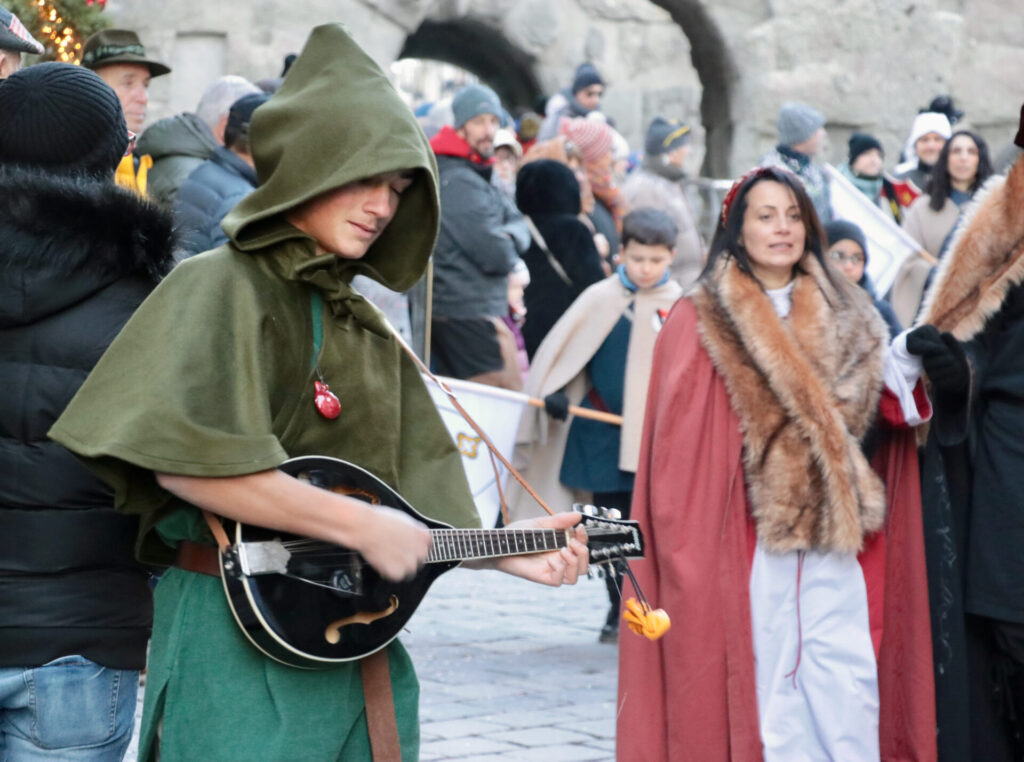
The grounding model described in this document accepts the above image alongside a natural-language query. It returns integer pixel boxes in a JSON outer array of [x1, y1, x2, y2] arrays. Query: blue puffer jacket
[[174, 146, 258, 257]]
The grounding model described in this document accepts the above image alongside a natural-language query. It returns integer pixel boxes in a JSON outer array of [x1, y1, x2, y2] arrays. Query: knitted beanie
[[224, 92, 270, 148], [645, 116, 691, 156], [0, 62, 126, 177], [848, 132, 884, 165], [571, 62, 604, 95], [777, 101, 826, 146], [824, 219, 869, 263], [559, 116, 613, 163], [907, 111, 952, 146], [451, 83, 502, 128]]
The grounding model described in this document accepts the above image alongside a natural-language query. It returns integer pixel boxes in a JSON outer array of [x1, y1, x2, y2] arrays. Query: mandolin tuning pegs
[[608, 508, 622, 520], [583, 504, 597, 516], [572, 503, 584, 515]]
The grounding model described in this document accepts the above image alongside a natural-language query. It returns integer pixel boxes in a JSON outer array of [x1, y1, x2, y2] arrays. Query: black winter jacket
[[515, 160, 605, 358], [174, 147, 258, 257], [0, 167, 175, 669]]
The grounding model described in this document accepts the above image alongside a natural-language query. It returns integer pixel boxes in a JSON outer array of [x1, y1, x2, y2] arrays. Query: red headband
[[719, 166, 794, 227]]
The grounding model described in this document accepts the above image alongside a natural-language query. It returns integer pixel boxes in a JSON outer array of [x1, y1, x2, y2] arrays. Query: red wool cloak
[[616, 299, 935, 762]]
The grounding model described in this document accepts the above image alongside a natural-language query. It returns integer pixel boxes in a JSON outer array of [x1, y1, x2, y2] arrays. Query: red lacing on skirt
[[784, 550, 807, 689]]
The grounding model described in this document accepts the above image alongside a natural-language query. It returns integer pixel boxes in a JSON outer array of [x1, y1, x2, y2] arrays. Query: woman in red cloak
[[616, 167, 936, 761]]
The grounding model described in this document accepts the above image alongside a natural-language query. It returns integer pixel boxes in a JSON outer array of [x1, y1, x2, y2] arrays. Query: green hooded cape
[[50, 23, 478, 762]]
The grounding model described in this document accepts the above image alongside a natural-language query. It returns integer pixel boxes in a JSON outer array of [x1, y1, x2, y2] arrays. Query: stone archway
[[647, 0, 739, 178], [397, 1, 721, 174], [399, 17, 544, 114]]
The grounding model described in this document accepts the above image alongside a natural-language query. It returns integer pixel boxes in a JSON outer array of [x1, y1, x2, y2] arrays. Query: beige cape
[[509, 274, 681, 520]]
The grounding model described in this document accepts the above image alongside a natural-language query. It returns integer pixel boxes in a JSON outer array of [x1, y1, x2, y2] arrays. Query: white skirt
[[750, 544, 880, 761]]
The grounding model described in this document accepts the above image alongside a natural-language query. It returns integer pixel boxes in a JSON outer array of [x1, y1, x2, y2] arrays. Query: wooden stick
[[525, 397, 623, 426]]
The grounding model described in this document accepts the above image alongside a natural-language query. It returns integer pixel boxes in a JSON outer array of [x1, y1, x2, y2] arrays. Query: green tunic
[[49, 23, 478, 762]]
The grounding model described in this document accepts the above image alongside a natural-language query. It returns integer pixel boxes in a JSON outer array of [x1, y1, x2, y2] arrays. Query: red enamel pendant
[[313, 380, 341, 419]]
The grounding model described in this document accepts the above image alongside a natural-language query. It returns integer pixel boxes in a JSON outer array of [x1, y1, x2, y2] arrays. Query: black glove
[[905, 324, 970, 395], [543, 390, 570, 421]]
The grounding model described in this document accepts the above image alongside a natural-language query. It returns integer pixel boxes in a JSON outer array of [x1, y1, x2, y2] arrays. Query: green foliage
[[8, 0, 109, 64]]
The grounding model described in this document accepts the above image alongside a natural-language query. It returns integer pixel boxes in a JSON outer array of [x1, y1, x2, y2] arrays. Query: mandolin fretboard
[[427, 528, 566, 562]]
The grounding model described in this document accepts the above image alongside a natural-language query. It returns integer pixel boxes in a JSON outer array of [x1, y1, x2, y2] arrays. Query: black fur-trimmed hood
[[0, 167, 175, 326]]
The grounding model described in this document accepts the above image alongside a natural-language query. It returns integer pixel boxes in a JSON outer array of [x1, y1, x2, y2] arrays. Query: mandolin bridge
[[236, 541, 291, 576], [234, 539, 365, 596]]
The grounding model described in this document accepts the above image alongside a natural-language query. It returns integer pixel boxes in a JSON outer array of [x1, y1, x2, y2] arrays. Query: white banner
[[425, 376, 530, 529], [825, 164, 921, 297]]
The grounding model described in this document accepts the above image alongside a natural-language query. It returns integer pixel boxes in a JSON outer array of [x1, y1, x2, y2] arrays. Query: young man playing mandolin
[[50, 23, 588, 762]]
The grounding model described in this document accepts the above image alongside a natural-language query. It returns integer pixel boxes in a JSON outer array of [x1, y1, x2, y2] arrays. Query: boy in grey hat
[[759, 100, 833, 222], [0, 4, 43, 79]]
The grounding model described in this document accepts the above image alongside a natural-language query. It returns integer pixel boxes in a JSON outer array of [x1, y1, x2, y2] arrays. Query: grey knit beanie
[[0, 62, 127, 177], [451, 84, 502, 128], [777, 101, 826, 147]]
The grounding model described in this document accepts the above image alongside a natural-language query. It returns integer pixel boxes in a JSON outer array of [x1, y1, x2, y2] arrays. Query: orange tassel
[[623, 597, 671, 641]]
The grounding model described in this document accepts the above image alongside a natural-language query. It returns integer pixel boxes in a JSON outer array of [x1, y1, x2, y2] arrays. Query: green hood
[[222, 24, 438, 292]]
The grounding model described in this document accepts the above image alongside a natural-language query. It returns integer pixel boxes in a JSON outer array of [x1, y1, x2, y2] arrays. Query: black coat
[[515, 160, 605, 358], [923, 282, 1024, 762], [174, 146, 258, 257], [0, 167, 175, 669]]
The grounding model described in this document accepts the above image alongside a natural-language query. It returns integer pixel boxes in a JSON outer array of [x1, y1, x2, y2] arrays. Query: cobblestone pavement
[[127, 567, 620, 761]]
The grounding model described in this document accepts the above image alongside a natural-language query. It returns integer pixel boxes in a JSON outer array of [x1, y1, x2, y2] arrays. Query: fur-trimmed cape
[[692, 254, 889, 553], [616, 271, 936, 761], [917, 154, 1024, 337]]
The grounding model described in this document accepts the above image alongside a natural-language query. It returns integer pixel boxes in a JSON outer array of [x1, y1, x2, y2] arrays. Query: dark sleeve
[[438, 171, 519, 276], [931, 335, 985, 448]]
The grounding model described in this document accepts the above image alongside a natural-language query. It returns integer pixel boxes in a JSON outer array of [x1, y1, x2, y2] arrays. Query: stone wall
[[106, 0, 1023, 178]]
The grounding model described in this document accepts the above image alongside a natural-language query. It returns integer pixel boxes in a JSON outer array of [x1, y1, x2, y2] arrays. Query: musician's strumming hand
[[472, 512, 589, 586], [353, 505, 431, 582]]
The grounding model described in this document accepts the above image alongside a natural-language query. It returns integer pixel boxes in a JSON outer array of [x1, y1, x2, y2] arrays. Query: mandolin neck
[[427, 527, 567, 563]]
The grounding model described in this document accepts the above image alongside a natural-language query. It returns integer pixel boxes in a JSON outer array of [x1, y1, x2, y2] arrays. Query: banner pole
[[424, 257, 433, 368]]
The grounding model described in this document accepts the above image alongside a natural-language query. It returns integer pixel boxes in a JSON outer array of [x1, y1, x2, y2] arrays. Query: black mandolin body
[[220, 456, 460, 669]]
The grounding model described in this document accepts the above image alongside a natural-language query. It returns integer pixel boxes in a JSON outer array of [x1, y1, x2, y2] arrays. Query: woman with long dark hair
[[616, 166, 936, 761], [891, 130, 994, 326]]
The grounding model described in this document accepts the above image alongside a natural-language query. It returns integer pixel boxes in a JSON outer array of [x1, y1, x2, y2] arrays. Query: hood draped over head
[[516, 160, 581, 216], [222, 23, 439, 292]]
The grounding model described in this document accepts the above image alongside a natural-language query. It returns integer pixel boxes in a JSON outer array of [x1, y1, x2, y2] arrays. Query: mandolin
[[219, 455, 644, 669]]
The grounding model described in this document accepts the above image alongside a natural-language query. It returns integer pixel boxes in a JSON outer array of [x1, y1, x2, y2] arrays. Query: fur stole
[[917, 153, 1024, 339], [692, 254, 888, 553]]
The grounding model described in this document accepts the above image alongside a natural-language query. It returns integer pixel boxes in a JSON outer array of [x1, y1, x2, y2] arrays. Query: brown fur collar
[[692, 255, 888, 553], [918, 154, 1024, 339]]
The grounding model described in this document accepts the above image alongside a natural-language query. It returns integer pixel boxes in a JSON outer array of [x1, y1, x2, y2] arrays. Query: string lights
[[31, 0, 106, 64]]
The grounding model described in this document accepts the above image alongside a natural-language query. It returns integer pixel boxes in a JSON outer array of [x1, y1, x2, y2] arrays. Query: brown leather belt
[[174, 540, 220, 577]]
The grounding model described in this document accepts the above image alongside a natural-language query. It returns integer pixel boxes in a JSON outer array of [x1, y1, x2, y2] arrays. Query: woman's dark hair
[[926, 130, 993, 211], [621, 207, 678, 249], [700, 166, 832, 289]]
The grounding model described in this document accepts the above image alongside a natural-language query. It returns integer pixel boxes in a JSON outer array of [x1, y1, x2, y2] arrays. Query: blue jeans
[[0, 656, 138, 761]]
